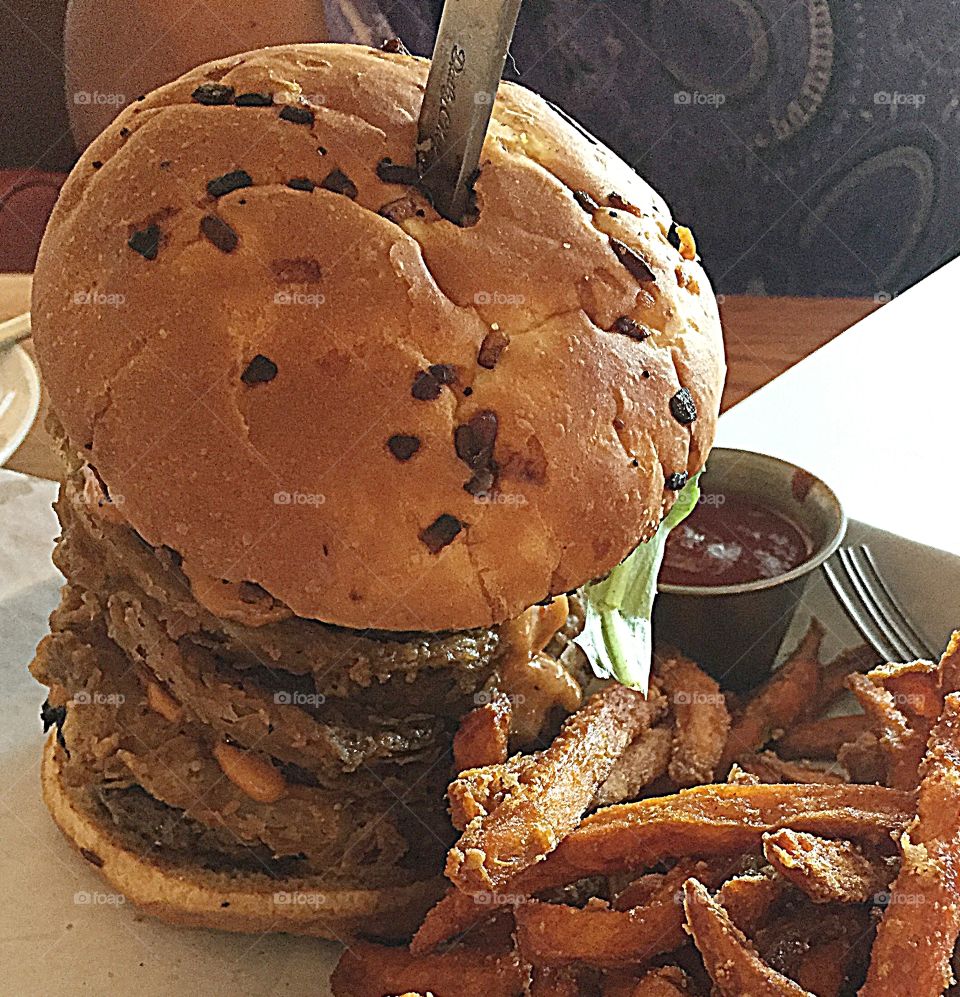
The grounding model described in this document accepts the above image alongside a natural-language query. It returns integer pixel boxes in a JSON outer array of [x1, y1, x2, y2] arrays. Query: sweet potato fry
[[403, 633, 960, 994], [410, 887, 484, 955], [611, 872, 666, 911], [612, 859, 723, 912], [863, 634, 960, 790], [836, 731, 887, 784], [448, 766, 501, 831], [734, 751, 848, 785], [656, 654, 730, 786], [861, 692, 960, 996], [870, 659, 941, 721], [453, 693, 511, 771], [847, 672, 917, 789], [534, 782, 912, 893], [517, 900, 678, 971], [414, 783, 913, 951], [719, 620, 824, 773], [515, 860, 723, 969], [774, 714, 870, 760], [330, 940, 526, 997], [762, 829, 893, 903], [448, 755, 540, 831], [868, 657, 950, 791], [814, 643, 878, 713], [593, 726, 672, 807], [682, 879, 812, 996], [940, 630, 960, 691], [446, 683, 666, 894], [714, 871, 787, 935], [848, 671, 911, 734]]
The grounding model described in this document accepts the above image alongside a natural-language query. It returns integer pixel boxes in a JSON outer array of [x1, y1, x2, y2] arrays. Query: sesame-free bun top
[[32, 43, 725, 632]]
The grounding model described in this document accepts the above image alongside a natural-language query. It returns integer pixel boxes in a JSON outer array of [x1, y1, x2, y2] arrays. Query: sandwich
[[27, 42, 724, 940]]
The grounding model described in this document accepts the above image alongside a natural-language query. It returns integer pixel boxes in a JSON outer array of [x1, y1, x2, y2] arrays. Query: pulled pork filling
[[32, 455, 584, 887]]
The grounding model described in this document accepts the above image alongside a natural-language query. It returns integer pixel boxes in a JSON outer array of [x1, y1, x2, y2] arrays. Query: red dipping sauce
[[661, 493, 813, 587]]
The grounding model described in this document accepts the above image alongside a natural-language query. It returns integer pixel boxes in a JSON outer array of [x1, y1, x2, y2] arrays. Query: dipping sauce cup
[[653, 448, 846, 690]]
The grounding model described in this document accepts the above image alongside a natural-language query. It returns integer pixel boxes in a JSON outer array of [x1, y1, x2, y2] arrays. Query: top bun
[[32, 43, 724, 632]]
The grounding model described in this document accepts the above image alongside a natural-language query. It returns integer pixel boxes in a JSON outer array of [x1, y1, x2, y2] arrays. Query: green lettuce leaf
[[573, 475, 700, 693]]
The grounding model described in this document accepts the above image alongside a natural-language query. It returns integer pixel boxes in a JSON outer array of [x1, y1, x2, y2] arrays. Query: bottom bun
[[41, 734, 445, 941]]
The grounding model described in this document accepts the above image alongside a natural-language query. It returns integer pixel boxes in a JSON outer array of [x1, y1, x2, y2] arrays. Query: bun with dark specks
[[32, 42, 724, 633]]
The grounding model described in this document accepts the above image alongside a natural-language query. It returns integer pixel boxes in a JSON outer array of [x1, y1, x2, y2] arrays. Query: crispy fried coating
[[719, 621, 824, 773], [682, 879, 812, 996], [446, 684, 665, 894], [762, 829, 893, 903], [861, 693, 960, 996]]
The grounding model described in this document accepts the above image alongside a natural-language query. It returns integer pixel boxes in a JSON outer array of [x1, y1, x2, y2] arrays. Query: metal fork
[[823, 545, 936, 662]]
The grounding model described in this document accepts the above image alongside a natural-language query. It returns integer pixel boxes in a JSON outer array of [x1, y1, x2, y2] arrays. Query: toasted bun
[[32, 43, 724, 631], [41, 735, 444, 941]]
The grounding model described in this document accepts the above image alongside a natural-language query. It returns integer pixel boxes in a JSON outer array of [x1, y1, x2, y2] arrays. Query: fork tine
[[837, 547, 915, 662], [822, 557, 902, 662], [854, 545, 936, 660]]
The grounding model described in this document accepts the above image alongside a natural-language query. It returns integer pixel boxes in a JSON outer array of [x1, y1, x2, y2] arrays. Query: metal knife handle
[[417, 0, 522, 221]]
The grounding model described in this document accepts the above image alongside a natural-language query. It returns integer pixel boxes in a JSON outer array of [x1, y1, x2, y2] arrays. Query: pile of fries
[[331, 623, 960, 997]]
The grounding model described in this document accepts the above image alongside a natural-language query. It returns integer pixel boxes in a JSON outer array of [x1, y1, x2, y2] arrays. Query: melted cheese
[[499, 596, 582, 744], [180, 558, 293, 627], [213, 742, 287, 804], [146, 681, 183, 724]]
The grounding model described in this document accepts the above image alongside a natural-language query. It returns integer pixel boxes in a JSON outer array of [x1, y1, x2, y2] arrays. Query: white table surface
[[717, 254, 960, 557], [2, 257, 960, 993]]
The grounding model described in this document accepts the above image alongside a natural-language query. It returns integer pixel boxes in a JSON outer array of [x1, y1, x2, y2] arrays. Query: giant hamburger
[[28, 42, 724, 940]]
